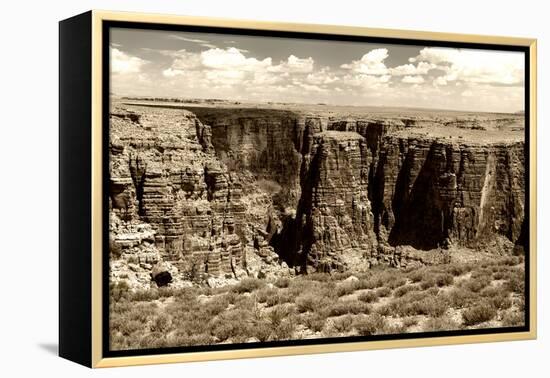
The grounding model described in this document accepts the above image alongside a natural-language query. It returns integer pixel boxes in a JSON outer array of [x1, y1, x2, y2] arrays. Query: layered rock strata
[[109, 103, 526, 281]]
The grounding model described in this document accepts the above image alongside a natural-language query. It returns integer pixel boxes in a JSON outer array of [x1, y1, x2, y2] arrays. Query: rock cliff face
[[109, 107, 248, 285], [371, 138, 524, 251], [109, 102, 525, 284]]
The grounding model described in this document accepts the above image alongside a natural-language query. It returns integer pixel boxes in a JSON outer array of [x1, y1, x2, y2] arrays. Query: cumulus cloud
[[341, 48, 389, 75], [390, 61, 436, 76], [269, 55, 314, 73], [201, 47, 272, 71], [110, 39, 525, 113], [402, 75, 425, 84], [343, 73, 391, 87], [111, 47, 148, 74], [414, 47, 524, 86], [306, 68, 338, 85]]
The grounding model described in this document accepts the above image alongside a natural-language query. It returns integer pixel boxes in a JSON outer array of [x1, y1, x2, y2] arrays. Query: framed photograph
[[59, 10, 537, 368]]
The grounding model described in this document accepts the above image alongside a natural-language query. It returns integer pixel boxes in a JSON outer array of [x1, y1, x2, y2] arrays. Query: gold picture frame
[[59, 9, 537, 368]]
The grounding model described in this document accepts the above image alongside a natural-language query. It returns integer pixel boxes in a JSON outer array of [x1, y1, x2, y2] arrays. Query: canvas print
[[107, 26, 527, 352]]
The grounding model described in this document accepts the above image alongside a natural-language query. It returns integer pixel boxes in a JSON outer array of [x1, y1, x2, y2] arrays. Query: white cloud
[[341, 48, 389, 75], [343, 73, 391, 87], [414, 47, 524, 85], [390, 61, 436, 76], [111, 48, 148, 74], [402, 75, 425, 84], [306, 68, 338, 85], [111, 41, 525, 113], [201, 47, 272, 71], [270, 55, 314, 73], [167, 50, 202, 70], [433, 76, 448, 86]]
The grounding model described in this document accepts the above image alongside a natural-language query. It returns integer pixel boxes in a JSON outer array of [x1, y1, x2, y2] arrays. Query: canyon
[[108, 99, 525, 289]]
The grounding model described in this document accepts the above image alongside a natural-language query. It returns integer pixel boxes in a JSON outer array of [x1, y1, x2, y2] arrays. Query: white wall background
[[0, 0, 547, 376]]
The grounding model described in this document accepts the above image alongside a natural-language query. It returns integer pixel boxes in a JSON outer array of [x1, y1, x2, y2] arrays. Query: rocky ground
[[108, 98, 526, 349]]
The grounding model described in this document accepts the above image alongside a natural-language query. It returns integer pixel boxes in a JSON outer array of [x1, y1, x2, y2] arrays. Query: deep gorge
[[109, 103, 525, 283]]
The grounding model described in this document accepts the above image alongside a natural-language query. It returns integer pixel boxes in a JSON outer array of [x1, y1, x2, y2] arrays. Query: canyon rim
[[107, 26, 527, 351]]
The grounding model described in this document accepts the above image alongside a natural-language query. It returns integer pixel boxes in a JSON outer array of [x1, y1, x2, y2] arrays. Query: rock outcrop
[[109, 102, 526, 282]]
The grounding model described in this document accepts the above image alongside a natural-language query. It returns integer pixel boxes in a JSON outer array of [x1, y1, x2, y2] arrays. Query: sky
[[110, 27, 525, 113]]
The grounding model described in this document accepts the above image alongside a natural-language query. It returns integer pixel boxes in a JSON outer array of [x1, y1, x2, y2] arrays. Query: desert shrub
[[393, 284, 419, 298], [137, 332, 167, 349], [223, 291, 239, 305], [515, 297, 526, 312], [501, 311, 525, 327], [150, 313, 172, 333], [358, 290, 379, 303], [462, 304, 497, 326], [375, 287, 392, 298], [387, 277, 408, 289], [110, 281, 130, 302], [231, 278, 265, 294], [302, 313, 326, 332], [335, 278, 379, 297], [470, 267, 493, 280], [327, 300, 370, 316], [266, 289, 296, 307], [274, 276, 290, 288], [272, 319, 296, 340], [332, 315, 354, 333], [287, 279, 318, 296], [480, 285, 507, 298], [419, 271, 454, 290], [402, 317, 419, 329], [353, 314, 386, 336], [210, 310, 251, 341], [203, 296, 230, 317], [408, 269, 428, 283], [116, 319, 143, 336], [502, 256, 521, 266], [170, 312, 210, 336], [130, 289, 161, 302], [406, 297, 447, 317], [357, 270, 401, 290], [332, 271, 354, 281], [295, 292, 333, 313], [422, 316, 460, 332], [434, 273, 454, 287], [303, 272, 334, 282], [375, 305, 392, 317], [505, 273, 525, 294], [336, 281, 360, 297], [461, 276, 492, 293], [169, 333, 215, 347], [443, 288, 479, 308], [267, 305, 292, 327], [250, 321, 273, 342], [445, 263, 473, 277], [420, 277, 437, 290], [488, 295, 513, 310], [425, 287, 440, 296], [255, 287, 279, 304], [173, 287, 201, 304]]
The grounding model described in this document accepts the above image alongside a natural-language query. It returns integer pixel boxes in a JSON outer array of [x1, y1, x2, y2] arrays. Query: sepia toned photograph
[[107, 25, 528, 352]]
